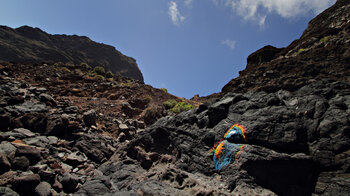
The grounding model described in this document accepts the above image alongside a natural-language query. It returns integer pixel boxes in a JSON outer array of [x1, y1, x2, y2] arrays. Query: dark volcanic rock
[[83, 109, 97, 127], [238, 146, 315, 195], [75, 176, 111, 195], [0, 25, 144, 82], [82, 79, 350, 195], [15, 145, 41, 165], [35, 181, 52, 196], [46, 114, 69, 137], [0, 112, 10, 131], [12, 156, 30, 171], [74, 134, 115, 164], [13, 113, 47, 134], [60, 173, 79, 193], [11, 174, 41, 195], [0, 151, 11, 174], [39, 93, 56, 106]]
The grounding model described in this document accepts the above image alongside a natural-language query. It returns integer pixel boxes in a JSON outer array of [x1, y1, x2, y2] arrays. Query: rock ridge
[[0, 25, 144, 82]]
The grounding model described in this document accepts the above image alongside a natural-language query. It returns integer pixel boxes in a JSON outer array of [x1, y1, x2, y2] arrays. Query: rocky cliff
[[0, 25, 144, 82], [222, 0, 350, 94]]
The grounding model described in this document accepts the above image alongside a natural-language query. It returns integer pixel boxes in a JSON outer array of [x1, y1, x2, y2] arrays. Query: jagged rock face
[[78, 79, 350, 195], [0, 69, 136, 195], [222, 0, 350, 94], [0, 25, 144, 82]]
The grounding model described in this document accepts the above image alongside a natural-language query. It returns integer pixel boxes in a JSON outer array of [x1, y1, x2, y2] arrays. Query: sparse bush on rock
[[320, 36, 329, 43], [61, 67, 71, 73], [93, 66, 105, 76], [106, 71, 114, 78], [80, 62, 91, 70], [171, 101, 194, 113], [160, 88, 168, 93], [163, 99, 177, 110], [144, 95, 152, 104], [93, 74, 105, 81]]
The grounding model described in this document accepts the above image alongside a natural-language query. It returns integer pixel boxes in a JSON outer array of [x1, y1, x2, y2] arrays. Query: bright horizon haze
[[0, 0, 336, 98]]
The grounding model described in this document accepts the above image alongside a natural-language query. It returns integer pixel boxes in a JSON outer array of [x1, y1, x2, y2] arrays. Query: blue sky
[[0, 0, 336, 98]]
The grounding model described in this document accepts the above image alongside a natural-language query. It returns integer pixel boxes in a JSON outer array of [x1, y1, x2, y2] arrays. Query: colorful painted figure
[[224, 123, 247, 143], [208, 123, 247, 170], [212, 140, 245, 170]]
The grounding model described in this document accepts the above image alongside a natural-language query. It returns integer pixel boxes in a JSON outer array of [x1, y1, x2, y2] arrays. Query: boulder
[[75, 176, 111, 195], [121, 102, 135, 117], [0, 141, 17, 157], [45, 114, 69, 137], [13, 113, 47, 134], [12, 156, 30, 171], [0, 187, 19, 196], [39, 93, 56, 106], [74, 134, 114, 164], [5, 101, 48, 113], [83, 109, 97, 127], [11, 174, 41, 195], [60, 173, 80, 193], [35, 181, 52, 196], [15, 145, 41, 165], [66, 151, 88, 167], [0, 151, 11, 174], [64, 106, 78, 114], [0, 171, 15, 186], [0, 112, 11, 131], [13, 128, 36, 137]]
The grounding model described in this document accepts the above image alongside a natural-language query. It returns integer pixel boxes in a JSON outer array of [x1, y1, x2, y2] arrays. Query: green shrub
[[118, 81, 134, 88], [88, 71, 96, 77], [93, 74, 105, 81], [80, 62, 91, 70], [106, 71, 114, 78], [160, 88, 168, 93], [163, 99, 177, 110], [93, 66, 105, 75], [171, 102, 194, 113], [298, 48, 306, 53], [144, 95, 152, 104], [320, 36, 329, 43]]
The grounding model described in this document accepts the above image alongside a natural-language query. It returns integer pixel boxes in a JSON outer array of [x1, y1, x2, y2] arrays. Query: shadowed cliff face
[[222, 0, 350, 95], [0, 25, 144, 82]]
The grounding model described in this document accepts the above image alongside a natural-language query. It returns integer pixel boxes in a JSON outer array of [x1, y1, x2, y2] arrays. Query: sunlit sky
[[0, 0, 336, 98]]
